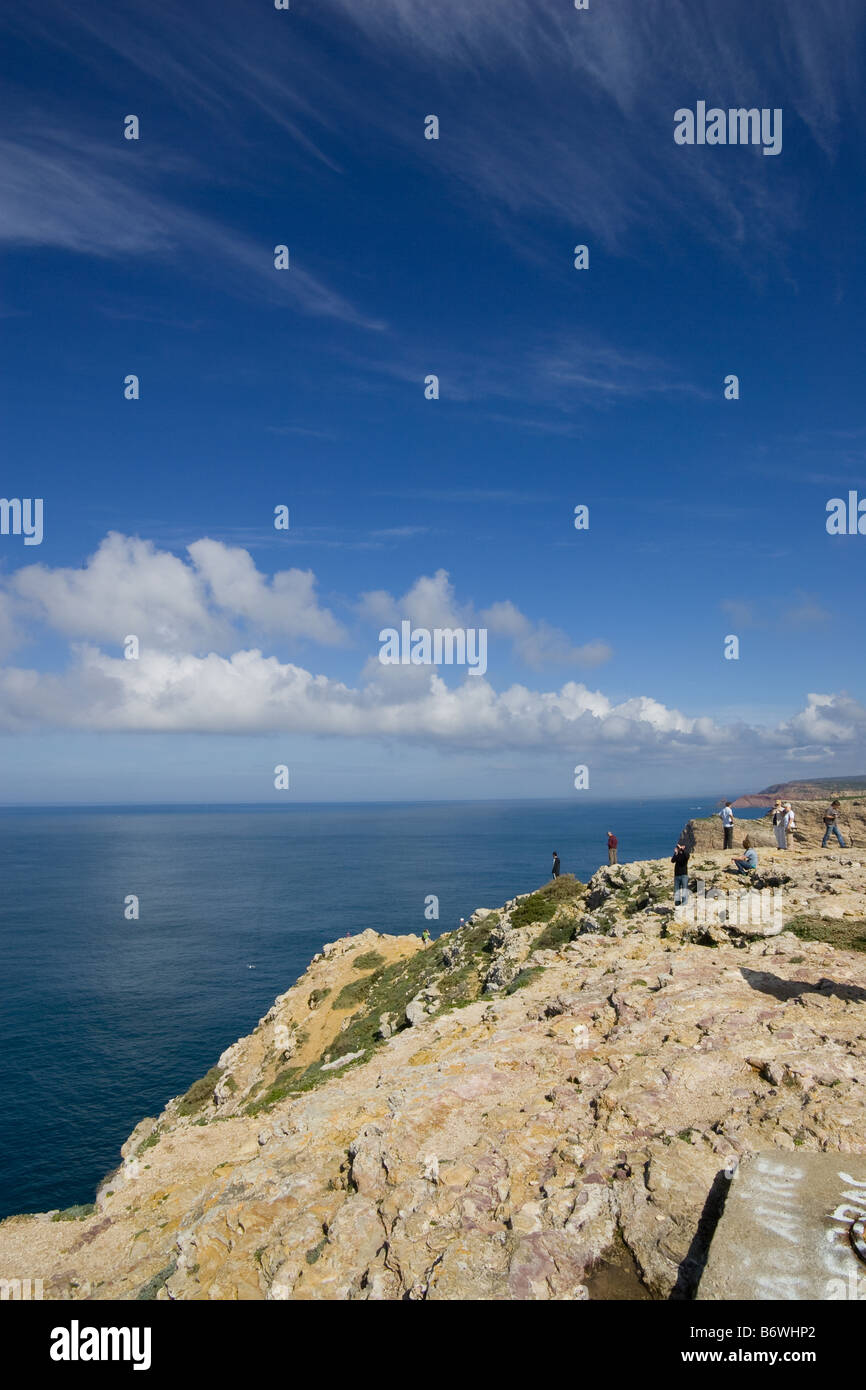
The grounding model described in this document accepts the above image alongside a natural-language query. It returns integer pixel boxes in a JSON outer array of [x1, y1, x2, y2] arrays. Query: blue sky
[[1, 0, 865, 802]]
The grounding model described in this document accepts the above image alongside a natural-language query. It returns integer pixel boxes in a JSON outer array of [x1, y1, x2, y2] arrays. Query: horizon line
[[0, 794, 734, 811]]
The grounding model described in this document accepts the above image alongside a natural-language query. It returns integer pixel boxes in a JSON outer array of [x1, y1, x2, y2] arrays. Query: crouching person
[[729, 836, 758, 876]]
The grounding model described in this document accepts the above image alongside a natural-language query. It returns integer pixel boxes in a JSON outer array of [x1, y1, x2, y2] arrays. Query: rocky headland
[[732, 776, 866, 808], [1, 812, 864, 1301]]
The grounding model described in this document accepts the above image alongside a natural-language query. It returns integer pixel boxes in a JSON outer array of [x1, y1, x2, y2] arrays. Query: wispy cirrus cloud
[[2, 1, 344, 170], [7, 0, 863, 277], [0, 130, 382, 328], [333, 331, 704, 415], [317, 0, 864, 261]]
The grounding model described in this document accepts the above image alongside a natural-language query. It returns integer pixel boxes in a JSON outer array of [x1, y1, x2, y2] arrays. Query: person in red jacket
[[607, 831, 618, 865]]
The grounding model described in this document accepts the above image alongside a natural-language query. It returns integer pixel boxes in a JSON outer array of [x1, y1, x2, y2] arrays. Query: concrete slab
[[697, 1152, 866, 1300]]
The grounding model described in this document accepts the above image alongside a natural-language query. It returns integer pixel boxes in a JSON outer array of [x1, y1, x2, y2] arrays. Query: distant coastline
[[730, 775, 866, 809]]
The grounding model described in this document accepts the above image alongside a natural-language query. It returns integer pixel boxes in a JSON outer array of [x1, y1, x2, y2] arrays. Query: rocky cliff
[[733, 776, 866, 807], [1, 850, 864, 1301], [684, 797, 866, 853]]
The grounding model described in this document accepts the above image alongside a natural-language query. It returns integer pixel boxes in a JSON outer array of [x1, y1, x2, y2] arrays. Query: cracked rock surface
[[0, 848, 863, 1300]]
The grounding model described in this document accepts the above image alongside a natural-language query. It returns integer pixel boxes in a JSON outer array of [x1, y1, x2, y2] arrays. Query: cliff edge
[[1, 851, 864, 1301]]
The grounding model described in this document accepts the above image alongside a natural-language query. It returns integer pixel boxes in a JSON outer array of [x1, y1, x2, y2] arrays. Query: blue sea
[[0, 798, 766, 1219]]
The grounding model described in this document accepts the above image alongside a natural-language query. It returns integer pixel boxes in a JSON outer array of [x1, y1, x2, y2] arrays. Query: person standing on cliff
[[720, 801, 735, 850], [607, 831, 618, 865], [822, 800, 847, 848], [671, 839, 690, 907], [783, 802, 796, 849], [772, 800, 787, 850], [551, 851, 561, 879]]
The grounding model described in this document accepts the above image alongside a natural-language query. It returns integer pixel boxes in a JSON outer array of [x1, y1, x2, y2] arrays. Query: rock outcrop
[[733, 776, 866, 808], [683, 797, 866, 854], [0, 857, 863, 1301]]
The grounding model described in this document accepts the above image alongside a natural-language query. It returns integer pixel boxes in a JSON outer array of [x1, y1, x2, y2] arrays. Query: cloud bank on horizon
[[1, 534, 863, 775]]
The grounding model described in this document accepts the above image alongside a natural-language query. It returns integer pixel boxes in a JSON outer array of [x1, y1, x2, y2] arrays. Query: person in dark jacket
[[607, 831, 618, 865], [822, 801, 846, 848], [551, 851, 561, 878], [671, 839, 690, 907]]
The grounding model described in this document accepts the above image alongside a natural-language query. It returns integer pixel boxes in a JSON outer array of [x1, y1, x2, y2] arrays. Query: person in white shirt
[[782, 803, 795, 849], [771, 799, 787, 850], [719, 801, 734, 850]]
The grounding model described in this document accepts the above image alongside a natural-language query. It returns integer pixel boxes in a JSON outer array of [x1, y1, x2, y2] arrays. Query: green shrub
[[139, 1126, 163, 1154], [534, 915, 578, 951], [352, 950, 387, 971], [510, 875, 583, 930], [136, 1262, 177, 1300], [176, 1065, 224, 1116], [331, 975, 379, 1011], [505, 965, 545, 995], [51, 1203, 95, 1222]]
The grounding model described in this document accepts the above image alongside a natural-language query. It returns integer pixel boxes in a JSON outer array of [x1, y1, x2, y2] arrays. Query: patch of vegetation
[[245, 1066, 304, 1115], [308, 987, 331, 1008], [245, 915, 503, 1112], [509, 875, 584, 930], [135, 1261, 177, 1301], [51, 1203, 96, 1222], [352, 950, 387, 971], [534, 914, 578, 951], [139, 1126, 163, 1154], [305, 1236, 328, 1265], [787, 915, 866, 953], [331, 974, 382, 1011], [505, 965, 545, 995], [176, 1066, 224, 1117]]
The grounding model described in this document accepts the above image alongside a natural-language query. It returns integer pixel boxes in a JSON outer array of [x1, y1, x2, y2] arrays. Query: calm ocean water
[[0, 798, 765, 1219]]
